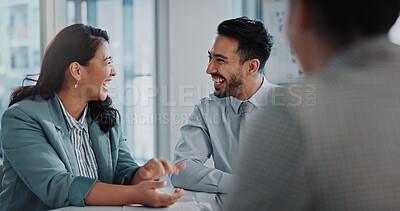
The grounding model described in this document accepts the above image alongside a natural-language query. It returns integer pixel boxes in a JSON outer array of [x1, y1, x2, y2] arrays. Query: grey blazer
[[228, 35, 400, 210], [0, 95, 139, 210]]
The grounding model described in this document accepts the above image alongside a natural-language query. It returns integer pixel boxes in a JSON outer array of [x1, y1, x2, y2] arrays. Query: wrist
[[131, 167, 144, 185], [128, 184, 143, 204]]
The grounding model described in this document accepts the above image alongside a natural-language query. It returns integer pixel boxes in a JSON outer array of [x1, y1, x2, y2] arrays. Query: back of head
[[217, 16, 273, 72], [304, 0, 400, 45]]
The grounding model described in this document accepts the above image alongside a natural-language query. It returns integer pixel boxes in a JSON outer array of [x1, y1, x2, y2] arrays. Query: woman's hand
[[84, 181, 184, 207], [131, 180, 185, 207], [132, 159, 186, 184]]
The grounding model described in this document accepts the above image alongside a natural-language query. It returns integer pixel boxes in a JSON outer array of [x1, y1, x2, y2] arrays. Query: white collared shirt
[[171, 77, 279, 193], [57, 96, 98, 179]]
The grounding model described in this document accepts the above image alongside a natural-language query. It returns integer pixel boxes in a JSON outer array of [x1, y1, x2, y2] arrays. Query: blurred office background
[[0, 0, 399, 165]]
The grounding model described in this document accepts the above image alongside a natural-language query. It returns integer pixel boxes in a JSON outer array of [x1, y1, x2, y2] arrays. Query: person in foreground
[[228, 0, 400, 210], [0, 24, 185, 210], [171, 16, 277, 193]]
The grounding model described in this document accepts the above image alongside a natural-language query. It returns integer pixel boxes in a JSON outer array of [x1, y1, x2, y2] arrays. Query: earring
[[74, 80, 79, 88]]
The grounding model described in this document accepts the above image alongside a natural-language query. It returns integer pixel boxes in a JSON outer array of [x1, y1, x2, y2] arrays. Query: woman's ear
[[68, 62, 81, 81]]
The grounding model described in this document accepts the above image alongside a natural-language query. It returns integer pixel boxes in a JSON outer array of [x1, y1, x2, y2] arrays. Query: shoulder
[[186, 93, 230, 123], [9, 95, 47, 109], [263, 81, 283, 96], [1, 96, 52, 147], [262, 78, 281, 89], [4, 95, 49, 119]]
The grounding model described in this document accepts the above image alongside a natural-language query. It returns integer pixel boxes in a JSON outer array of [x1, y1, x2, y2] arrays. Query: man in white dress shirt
[[171, 17, 279, 193]]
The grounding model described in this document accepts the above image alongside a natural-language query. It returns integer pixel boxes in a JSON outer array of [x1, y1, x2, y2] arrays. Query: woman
[[0, 24, 185, 210]]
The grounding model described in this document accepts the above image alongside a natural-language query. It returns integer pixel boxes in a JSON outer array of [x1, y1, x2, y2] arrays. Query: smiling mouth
[[103, 80, 111, 90], [212, 77, 225, 85], [211, 74, 226, 87]]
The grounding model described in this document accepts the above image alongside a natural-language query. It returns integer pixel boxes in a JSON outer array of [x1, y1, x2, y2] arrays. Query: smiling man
[[170, 17, 278, 193]]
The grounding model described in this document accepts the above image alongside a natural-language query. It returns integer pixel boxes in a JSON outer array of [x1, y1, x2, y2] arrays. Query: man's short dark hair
[[304, 0, 400, 45], [217, 16, 273, 72]]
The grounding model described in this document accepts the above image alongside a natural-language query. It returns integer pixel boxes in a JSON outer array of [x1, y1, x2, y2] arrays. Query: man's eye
[[217, 59, 224, 62]]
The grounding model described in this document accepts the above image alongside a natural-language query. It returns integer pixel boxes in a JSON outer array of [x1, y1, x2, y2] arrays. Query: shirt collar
[[230, 76, 273, 113], [56, 95, 89, 132]]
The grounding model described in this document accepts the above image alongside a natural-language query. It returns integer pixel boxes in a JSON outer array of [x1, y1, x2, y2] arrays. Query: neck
[[57, 87, 88, 121], [299, 35, 342, 74], [237, 74, 264, 101]]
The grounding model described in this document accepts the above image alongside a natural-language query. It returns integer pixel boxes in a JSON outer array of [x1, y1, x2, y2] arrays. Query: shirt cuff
[[217, 172, 234, 193], [68, 176, 99, 206]]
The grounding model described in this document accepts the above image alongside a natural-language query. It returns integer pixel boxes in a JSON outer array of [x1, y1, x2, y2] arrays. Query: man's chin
[[214, 90, 227, 98]]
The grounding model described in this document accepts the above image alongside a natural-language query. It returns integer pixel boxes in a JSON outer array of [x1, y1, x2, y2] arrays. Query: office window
[[0, 0, 41, 158], [66, 0, 155, 165]]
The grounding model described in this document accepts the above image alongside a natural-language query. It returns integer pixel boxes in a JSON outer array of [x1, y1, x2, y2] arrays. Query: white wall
[[167, 0, 241, 160]]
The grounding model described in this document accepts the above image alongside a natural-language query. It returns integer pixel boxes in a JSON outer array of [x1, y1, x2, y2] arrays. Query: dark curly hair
[[217, 16, 274, 72], [9, 24, 118, 133]]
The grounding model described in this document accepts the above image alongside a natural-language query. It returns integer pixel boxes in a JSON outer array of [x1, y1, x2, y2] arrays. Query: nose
[[111, 65, 117, 76], [206, 60, 216, 75]]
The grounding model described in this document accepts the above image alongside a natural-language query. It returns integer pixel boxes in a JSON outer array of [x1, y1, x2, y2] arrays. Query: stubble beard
[[214, 72, 245, 99]]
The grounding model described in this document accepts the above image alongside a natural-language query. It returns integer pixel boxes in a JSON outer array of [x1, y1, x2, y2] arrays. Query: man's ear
[[246, 59, 260, 75], [68, 62, 81, 81]]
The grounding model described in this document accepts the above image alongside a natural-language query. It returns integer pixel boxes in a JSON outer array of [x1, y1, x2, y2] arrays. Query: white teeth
[[103, 81, 111, 88], [212, 78, 224, 84]]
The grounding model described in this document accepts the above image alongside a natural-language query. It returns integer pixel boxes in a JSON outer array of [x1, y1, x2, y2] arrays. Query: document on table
[[123, 195, 212, 211]]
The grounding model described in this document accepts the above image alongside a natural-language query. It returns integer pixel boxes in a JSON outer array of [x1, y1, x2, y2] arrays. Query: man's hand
[[132, 159, 186, 184]]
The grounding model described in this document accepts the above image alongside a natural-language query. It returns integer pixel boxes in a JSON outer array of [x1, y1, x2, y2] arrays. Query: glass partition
[[66, 0, 155, 165], [0, 0, 41, 158]]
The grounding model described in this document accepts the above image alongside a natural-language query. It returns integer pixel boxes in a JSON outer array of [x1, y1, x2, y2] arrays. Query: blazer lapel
[[88, 117, 113, 183], [47, 96, 80, 176]]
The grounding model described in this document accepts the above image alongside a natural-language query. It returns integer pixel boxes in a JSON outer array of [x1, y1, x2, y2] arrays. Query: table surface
[[52, 186, 223, 211]]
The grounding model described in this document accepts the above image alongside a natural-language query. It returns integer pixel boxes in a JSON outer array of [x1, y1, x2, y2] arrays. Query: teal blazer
[[0, 95, 139, 210]]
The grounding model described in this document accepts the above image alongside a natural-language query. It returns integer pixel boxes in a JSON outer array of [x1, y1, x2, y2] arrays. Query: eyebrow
[[208, 51, 228, 60], [103, 56, 112, 61]]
